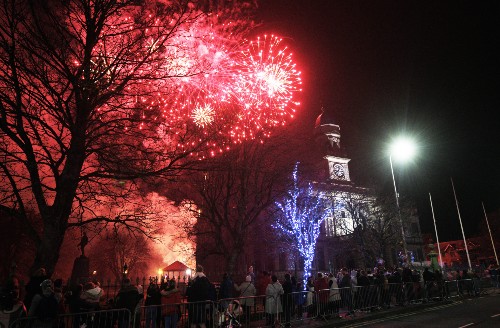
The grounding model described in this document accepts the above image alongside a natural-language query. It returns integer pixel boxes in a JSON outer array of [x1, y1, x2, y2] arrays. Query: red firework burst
[[91, 11, 302, 158], [228, 34, 302, 142], [157, 32, 302, 147]]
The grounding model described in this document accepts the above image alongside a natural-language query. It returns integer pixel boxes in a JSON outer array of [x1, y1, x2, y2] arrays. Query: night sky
[[256, 0, 500, 241]]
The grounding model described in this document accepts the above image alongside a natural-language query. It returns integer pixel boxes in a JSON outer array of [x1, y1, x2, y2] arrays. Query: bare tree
[[169, 135, 293, 275], [365, 193, 417, 267], [88, 228, 155, 282], [0, 0, 252, 275], [336, 190, 376, 268]]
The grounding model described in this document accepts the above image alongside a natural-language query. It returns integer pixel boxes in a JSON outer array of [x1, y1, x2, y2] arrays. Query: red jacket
[[256, 275, 271, 296], [314, 277, 329, 303], [161, 289, 182, 316]]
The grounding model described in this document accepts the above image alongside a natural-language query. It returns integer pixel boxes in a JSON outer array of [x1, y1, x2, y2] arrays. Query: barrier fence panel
[[287, 291, 309, 324], [12, 277, 496, 328], [353, 285, 380, 311], [445, 279, 460, 298], [9, 308, 131, 328]]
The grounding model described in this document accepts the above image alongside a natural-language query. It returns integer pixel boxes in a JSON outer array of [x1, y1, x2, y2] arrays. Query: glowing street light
[[389, 136, 417, 265]]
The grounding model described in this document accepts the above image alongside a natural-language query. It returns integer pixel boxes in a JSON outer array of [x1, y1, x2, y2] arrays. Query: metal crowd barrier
[[136, 300, 220, 328], [13, 277, 498, 328], [9, 308, 131, 328]]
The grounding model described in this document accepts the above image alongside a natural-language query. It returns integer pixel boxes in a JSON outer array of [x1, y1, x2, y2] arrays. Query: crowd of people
[[1, 263, 498, 328], [0, 268, 183, 328]]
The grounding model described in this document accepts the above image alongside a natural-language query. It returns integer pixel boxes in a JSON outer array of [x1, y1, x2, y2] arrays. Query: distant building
[[431, 237, 498, 269], [422, 209, 499, 269], [312, 109, 424, 271]]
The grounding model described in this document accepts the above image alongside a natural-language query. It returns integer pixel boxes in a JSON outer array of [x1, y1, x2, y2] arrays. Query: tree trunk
[[226, 246, 242, 276], [31, 218, 66, 276]]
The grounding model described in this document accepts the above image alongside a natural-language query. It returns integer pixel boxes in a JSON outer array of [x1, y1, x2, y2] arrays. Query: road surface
[[343, 294, 500, 328]]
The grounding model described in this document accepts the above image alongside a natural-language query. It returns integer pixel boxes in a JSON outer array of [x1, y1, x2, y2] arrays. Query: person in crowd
[[24, 268, 48, 311], [145, 280, 161, 328], [218, 273, 233, 311], [281, 274, 293, 327], [115, 278, 141, 328], [256, 271, 271, 308], [65, 284, 87, 328], [366, 269, 375, 285], [247, 266, 256, 285], [461, 270, 473, 296], [356, 270, 370, 310], [471, 270, 481, 296], [186, 265, 211, 328], [490, 265, 499, 288], [265, 275, 283, 327], [350, 270, 358, 287], [81, 281, 103, 310], [256, 271, 270, 297], [422, 268, 434, 301], [161, 279, 182, 328], [401, 265, 412, 303], [327, 273, 341, 319], [434, 269, 444, 299], [377, 268, 390, 309], [313, 273, 329, 318], [305, 276, 315, 317], [0, 276, 27, 328], [234, 275, 256, 326], [291, 276, 305, 319], [338, 268, 353, 315], [389, 267, 404, 304], [52, 279, 64, 304], [28, 279, 60, 327]]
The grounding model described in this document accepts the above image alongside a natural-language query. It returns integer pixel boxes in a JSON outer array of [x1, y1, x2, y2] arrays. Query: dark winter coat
[[186, 274, 211, 302], [145, 284, 161, 306], [115, 285, 141, 313]]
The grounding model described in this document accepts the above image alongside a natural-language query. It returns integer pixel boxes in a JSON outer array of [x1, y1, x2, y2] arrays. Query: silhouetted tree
[[173, 136, 292, 274], [0, 0, 253, 275]]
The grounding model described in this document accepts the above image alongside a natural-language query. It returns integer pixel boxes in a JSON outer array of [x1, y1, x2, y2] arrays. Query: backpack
[[35, 294, 59, 322]]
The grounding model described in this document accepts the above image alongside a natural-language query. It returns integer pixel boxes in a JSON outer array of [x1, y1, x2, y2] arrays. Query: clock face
[[333, 164, 345, 178]]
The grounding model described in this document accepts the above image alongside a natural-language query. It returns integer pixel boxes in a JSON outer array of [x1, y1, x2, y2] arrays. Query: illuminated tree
[[0, 0, 269, 275], [275, 163, 333, 287]]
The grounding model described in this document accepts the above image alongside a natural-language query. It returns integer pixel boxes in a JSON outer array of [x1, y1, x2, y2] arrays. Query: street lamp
[[123, 263, 128, 277], [389, 137, 417, 265]]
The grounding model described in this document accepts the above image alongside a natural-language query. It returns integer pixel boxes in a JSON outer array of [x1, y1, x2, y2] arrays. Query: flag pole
[[451, 178, 472, 270], [429, 193, 443, 268], [482, 202, 499, 266]]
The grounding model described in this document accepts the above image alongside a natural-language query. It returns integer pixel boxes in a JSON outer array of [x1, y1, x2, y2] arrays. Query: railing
[[9, 308, 131, 328], [11, 277, 498, 328]]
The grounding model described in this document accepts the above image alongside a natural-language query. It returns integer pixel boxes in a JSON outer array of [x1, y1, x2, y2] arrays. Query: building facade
[[312, 109, 424, 272]]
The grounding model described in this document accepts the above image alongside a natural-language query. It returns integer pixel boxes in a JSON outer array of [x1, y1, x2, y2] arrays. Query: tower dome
[[314, 108, 337, 128], [314, 107, 340, 137]]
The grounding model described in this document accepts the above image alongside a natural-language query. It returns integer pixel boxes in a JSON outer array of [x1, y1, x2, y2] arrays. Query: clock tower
[[314, 108, 351, 182]]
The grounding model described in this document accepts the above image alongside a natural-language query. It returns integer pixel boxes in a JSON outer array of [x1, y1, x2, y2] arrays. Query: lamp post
[[123, 263, 128, 278], [389, 137, 416, 265]]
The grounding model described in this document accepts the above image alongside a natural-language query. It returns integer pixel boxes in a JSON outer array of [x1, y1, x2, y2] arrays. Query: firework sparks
[[191, 104, 215, 127], [86, 9, 302, 158]]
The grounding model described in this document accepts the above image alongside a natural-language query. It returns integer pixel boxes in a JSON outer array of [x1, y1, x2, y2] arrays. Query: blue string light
[[275, 162, 333, 288]]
